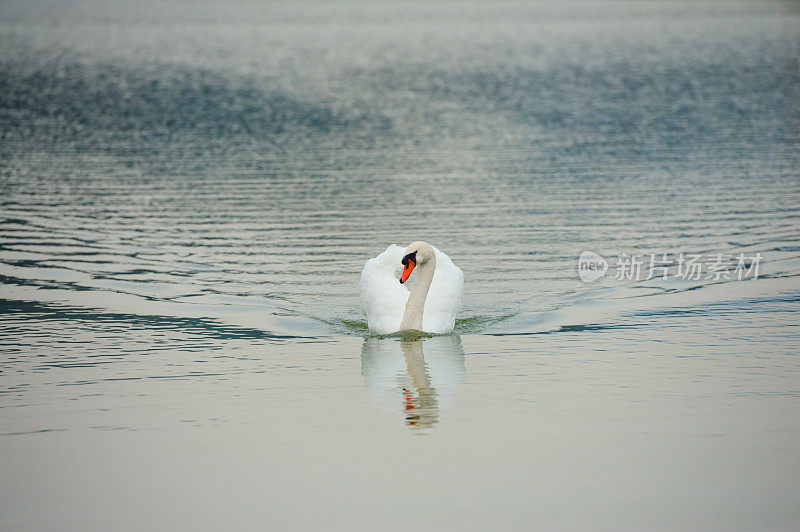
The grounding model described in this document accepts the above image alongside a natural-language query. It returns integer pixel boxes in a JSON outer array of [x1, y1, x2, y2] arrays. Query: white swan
[[360, 241, 463, 334]]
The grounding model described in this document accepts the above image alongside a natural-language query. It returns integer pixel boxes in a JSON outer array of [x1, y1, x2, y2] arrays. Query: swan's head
[[400, 241, 435, 284]]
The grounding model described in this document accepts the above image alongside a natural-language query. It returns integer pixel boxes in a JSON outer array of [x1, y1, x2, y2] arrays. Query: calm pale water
[[1, 1, 799, 529]]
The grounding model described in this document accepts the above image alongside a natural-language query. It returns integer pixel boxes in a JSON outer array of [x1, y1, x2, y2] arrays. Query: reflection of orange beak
[[399, 259, 415, 284]]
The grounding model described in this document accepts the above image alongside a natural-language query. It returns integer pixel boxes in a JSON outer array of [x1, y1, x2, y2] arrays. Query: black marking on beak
[[401, 251, 417, 266]]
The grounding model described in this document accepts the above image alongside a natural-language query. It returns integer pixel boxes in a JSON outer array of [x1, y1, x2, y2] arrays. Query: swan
[[360, 241, 463, 334]]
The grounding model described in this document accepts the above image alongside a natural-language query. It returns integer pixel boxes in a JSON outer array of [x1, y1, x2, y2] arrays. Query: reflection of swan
[[360, 242, 463, 334], [361, 335, 465, 428]]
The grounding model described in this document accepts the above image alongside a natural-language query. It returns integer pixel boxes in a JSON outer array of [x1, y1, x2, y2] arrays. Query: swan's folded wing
[[423, 248, 464, 334], [359, 245, 409, 334]]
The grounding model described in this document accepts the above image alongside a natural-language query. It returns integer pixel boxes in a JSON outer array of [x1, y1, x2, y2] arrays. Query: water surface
[[1, 1, 799, 529]]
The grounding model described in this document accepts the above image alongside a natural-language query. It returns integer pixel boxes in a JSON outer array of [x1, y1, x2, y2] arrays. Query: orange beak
[[399, 259, 415, 284]]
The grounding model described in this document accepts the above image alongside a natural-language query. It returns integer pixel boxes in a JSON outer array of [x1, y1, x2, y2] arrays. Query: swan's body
[[360, 242, 463, 334]]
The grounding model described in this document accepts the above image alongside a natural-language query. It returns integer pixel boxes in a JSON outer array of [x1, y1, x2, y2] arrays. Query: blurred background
[[2, 0, 798, 337]]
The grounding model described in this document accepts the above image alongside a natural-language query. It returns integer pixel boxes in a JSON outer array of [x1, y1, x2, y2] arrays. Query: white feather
[[359, 244, 463, 334]]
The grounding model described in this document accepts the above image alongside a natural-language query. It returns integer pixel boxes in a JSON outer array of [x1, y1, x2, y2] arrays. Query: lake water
[[1, 1, 799, 529]]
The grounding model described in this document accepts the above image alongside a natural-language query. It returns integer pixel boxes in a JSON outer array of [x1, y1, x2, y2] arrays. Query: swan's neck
[[400, 256, 435, 331]]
